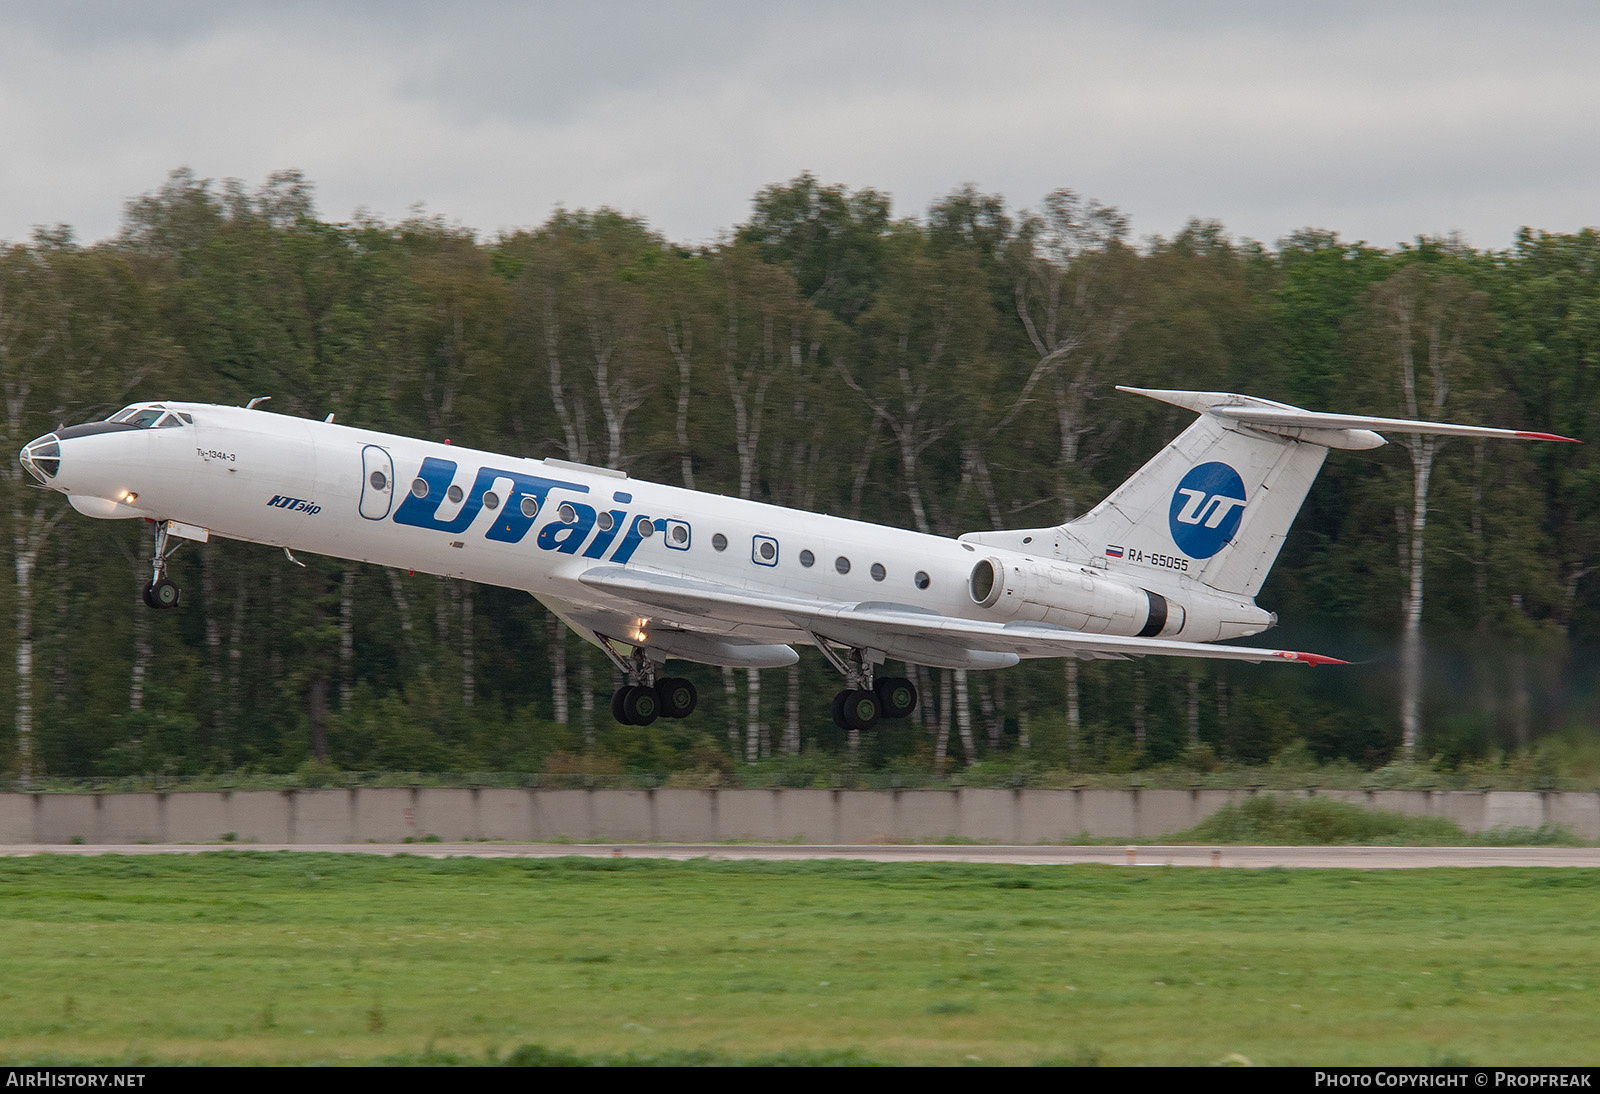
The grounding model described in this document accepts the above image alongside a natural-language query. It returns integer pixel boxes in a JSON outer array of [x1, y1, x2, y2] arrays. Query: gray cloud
[[2, 1, 1597, 250]]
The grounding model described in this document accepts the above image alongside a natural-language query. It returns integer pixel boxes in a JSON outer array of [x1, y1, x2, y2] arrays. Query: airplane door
[[359, 444, 395, 520]]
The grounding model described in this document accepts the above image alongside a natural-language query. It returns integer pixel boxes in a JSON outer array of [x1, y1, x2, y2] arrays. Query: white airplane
[[18, 388, 1574, 730]]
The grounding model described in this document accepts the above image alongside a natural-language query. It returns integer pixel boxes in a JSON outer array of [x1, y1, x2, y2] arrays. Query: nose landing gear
[[142, 520, 183, 610]]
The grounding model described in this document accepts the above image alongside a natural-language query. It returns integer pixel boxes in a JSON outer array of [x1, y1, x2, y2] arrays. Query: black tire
[[831, 690, 850, 731], [874, 677, 918, 719], [621, 685, 659, 726], [142, 583, 158, 610], [656, 677, 697, 719], [152, 578, 180, 609], [611, 688, 633, 725], [842, 689, 880, 732]]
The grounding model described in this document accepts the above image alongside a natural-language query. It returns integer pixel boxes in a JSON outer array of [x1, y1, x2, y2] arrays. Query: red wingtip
[[1516, 431, 1581, 443], [1275, 651, 1350, 666]]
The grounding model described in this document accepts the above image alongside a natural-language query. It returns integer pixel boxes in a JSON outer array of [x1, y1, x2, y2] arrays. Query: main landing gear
[[598, 636, 698, 727], [809, 633, 918, 732], [141, 520, 182, 610], [610, 677, 698, 727]]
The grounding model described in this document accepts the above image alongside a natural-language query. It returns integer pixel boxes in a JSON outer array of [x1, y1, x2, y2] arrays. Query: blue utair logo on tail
[[1168, 462, 1246, 558]]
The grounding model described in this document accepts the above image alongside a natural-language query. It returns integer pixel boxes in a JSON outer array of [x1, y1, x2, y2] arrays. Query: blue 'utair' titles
[[391, 457, 656, 563], [268, 495, 321, 515], [394, 457, 583, 540], [1168, 461, 1247, 559]]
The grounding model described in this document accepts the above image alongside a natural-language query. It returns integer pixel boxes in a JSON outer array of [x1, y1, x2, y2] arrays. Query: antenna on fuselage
[[245, 396, 271, 409]]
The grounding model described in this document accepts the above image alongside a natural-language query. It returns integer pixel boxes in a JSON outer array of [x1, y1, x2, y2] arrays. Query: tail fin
[[1060, 388, 1576, 599]]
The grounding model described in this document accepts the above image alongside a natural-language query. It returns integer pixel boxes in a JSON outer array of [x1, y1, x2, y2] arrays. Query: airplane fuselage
[[28, 389, 1569, 728], [27, 402, 1269, 663]]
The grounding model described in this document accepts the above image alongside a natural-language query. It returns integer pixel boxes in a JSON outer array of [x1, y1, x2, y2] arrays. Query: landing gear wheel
[[842, 689, 881, 732], [873, 677, 917, 720], [655, 677, 697, 719], [611, 687, 634, 725], [831, 690, 851, 731], [143, 577, 180, 610], [621, 685, 659, 726]]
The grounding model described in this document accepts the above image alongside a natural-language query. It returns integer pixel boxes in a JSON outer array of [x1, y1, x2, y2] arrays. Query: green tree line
[[3, 168, 1598, 781]]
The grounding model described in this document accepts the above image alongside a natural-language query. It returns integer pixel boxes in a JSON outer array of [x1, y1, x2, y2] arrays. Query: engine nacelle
[[967, 554, 1185, 638]]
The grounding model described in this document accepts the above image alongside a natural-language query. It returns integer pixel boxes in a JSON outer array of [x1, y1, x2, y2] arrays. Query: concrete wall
[[2, 786, 1595, 844]]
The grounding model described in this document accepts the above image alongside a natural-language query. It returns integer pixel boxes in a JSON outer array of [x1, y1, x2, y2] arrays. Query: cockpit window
[[106, 405, 184, 429]]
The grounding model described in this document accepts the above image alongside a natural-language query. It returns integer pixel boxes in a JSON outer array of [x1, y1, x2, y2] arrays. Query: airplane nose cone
[[19, 433, 61, 484]]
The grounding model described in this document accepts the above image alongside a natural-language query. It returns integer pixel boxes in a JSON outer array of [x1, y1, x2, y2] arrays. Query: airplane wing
[[577, 565, 1345, 671]]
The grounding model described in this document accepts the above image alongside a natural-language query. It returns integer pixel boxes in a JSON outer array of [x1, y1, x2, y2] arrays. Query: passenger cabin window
[[915, 570, 931, 590], [712, 533, 728, 552], [799, 549, 815, 568], [870, 562, 886, 582], [835, 556, 851, 575]]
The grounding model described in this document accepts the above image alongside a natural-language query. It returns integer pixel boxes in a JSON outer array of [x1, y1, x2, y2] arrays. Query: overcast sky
[[2, 1, 1596, 251]]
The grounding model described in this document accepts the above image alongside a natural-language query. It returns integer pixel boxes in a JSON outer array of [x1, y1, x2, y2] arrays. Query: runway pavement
[[2, 843, 1597, 867]]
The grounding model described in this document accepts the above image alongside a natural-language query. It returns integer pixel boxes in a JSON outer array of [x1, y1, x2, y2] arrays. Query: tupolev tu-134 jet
[[18, 387, 1575, 731]]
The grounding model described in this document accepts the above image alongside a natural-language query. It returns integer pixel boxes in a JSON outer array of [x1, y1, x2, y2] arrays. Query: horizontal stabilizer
[[1212, 406, 1578, 444], [1117, 386, 1578, 447]]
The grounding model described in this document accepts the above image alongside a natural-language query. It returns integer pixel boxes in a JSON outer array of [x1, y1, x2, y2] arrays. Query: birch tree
[[1008, 193, 1135, 751], [1360, 260, 1493, 760]]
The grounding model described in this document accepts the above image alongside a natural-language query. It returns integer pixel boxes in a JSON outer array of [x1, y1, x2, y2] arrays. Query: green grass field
[[0, 853, 1596, 1066]]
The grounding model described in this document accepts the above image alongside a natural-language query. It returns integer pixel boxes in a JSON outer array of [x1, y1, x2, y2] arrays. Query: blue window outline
[[665, 519, 692, 551], [752, 534, 779, 567]]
